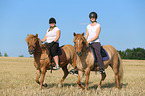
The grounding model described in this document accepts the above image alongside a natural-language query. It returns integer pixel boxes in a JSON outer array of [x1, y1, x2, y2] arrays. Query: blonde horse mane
[[25, 34, 42, 47], [73, 33, 89, 47]]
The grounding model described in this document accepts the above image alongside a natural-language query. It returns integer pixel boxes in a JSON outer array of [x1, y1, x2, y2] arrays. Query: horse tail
[[117, 52, 123, 82]]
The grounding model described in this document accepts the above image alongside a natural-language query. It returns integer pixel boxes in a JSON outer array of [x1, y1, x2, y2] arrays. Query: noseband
[[28, 45, 36, 49], [74, 42, 89, 56], [28, 40, 38, 50]]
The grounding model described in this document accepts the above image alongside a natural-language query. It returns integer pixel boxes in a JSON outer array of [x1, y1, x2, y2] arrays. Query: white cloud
[[80, 23, 89, 25]]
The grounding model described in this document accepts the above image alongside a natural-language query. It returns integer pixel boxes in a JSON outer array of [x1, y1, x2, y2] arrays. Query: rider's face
[[90, 17, 96, 22], [50, 23, 55, 27]]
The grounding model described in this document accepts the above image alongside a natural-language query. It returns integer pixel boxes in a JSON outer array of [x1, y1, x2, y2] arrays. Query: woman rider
[[42, 17, 60, 70], [70, 12, 105, 75], [85, 12, 105, 74]]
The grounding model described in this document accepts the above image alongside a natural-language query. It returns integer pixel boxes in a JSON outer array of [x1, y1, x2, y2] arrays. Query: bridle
[[74, 37, 89, 56], [28, 39, 42, 54], [28, 40, 38, 50], [28, 44, 36, 49]]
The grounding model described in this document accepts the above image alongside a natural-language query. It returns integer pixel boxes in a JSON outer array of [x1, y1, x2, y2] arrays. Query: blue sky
[[0, 0, 145, 57]]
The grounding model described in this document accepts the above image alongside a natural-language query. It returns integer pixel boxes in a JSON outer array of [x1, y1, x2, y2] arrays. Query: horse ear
[[73, 32, 76, 36], [35, 34, 38, 38], [82, 33, 84, 36]]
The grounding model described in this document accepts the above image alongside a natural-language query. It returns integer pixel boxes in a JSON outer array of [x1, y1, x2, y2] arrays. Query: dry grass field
[[0, 57, 145, 96]]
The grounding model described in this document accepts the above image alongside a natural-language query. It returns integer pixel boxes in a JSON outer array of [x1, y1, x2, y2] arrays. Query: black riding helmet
[[89, 12, 98, 19], [49, 18, 56, 24]]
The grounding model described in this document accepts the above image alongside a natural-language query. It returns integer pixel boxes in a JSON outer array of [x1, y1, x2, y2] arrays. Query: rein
[[40, 56, 49, 60], [82, 46, 89, 52], [40, 51, 52, 60]]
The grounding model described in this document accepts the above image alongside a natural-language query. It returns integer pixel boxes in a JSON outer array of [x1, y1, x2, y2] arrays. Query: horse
[[73, 33, 123, 91], [25, 34, 77, 89]]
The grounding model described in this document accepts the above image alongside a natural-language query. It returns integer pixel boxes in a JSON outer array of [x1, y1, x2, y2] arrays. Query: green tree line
[[118, 47, 145, 60], [1, 47, 145, 59], [0, 52, 8, 57], [0, 52, 24, 57]]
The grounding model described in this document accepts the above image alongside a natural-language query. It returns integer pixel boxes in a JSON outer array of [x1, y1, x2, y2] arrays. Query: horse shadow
[[44, 82, 128, 89], [88, 82, 128, 89], [45, 82, 78, 89]]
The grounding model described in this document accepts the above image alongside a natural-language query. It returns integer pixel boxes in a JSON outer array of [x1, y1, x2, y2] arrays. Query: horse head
[[25, 34, 42, 55], [73, 32, 89, 56]]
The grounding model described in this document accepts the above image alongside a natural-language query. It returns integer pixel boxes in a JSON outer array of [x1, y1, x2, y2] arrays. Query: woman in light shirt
[[70, 12, 105, 75], [42, 17, 60, 70], [85, 12, 105, 74]]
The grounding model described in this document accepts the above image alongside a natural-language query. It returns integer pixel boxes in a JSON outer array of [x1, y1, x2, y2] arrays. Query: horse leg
[[77, 71, 85, 89], [58, 65, 69, 87], [110, 58, 120, 89], [36, 69, 41, 84], [85, 68, 90, 91], [114, 66, 120, 89], [98, 73, 106, 90], [39, 67, 47, 89], [115, 73, 120, 89]]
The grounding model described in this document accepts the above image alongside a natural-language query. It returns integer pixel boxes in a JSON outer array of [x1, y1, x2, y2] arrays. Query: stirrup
[[69, 69, 78, 76], [99, 68, 105, 74], [53, 65, 60, 70]]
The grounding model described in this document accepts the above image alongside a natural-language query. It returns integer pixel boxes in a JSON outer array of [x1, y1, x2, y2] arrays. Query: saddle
[[57, 47, 67, 63], [89, 46, 109, 72], [90, 46, 109, 62]]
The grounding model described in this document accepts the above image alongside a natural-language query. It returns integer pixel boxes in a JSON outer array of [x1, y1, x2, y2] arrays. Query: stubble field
[[0, 57, 145, 96]]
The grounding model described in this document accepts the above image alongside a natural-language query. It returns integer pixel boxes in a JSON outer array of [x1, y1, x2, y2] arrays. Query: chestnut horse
[[25, 34, 77, 89], [73, 33, 123, 90]]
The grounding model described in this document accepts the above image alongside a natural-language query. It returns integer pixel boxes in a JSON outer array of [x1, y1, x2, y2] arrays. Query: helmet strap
[[50, 25, 56, 29], [90, 20, 97, 23]]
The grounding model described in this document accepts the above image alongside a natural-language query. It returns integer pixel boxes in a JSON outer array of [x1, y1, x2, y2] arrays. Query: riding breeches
[[91, 42, 103, 68], [45, 42, 59, 57]]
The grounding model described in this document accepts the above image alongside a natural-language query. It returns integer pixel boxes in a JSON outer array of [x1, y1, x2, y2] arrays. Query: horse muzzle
[[28, 49, 34, 55], [76, 52, 82, 56]]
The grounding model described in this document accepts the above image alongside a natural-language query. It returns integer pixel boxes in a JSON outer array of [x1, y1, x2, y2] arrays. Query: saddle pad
[[90, 47, 109, 62], [58, 47, 67, 63]]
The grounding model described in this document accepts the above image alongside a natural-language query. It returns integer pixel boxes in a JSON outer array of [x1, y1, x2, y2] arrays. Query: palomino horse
[[25, 34, 77, 89], [73, 33, 123, 90]]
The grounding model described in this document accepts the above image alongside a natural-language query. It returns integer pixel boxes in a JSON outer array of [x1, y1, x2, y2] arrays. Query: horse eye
[[34, 39, 37, 42]]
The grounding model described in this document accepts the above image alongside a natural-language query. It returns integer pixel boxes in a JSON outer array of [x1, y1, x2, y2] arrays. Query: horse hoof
[[97, 87, 101, 91], [85, 88, 87, 92], [43, 83, 48, 87], [96, 88, 101, 94], [58, 84, 62, 88], [81, 86, 85, 89]]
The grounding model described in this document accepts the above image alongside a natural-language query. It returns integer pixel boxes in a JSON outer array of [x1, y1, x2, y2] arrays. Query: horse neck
[[80, 42, 92, 58], [82, 41, 89, 52], [33, 43, 42, 60], [83, 37, 89, 49]]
